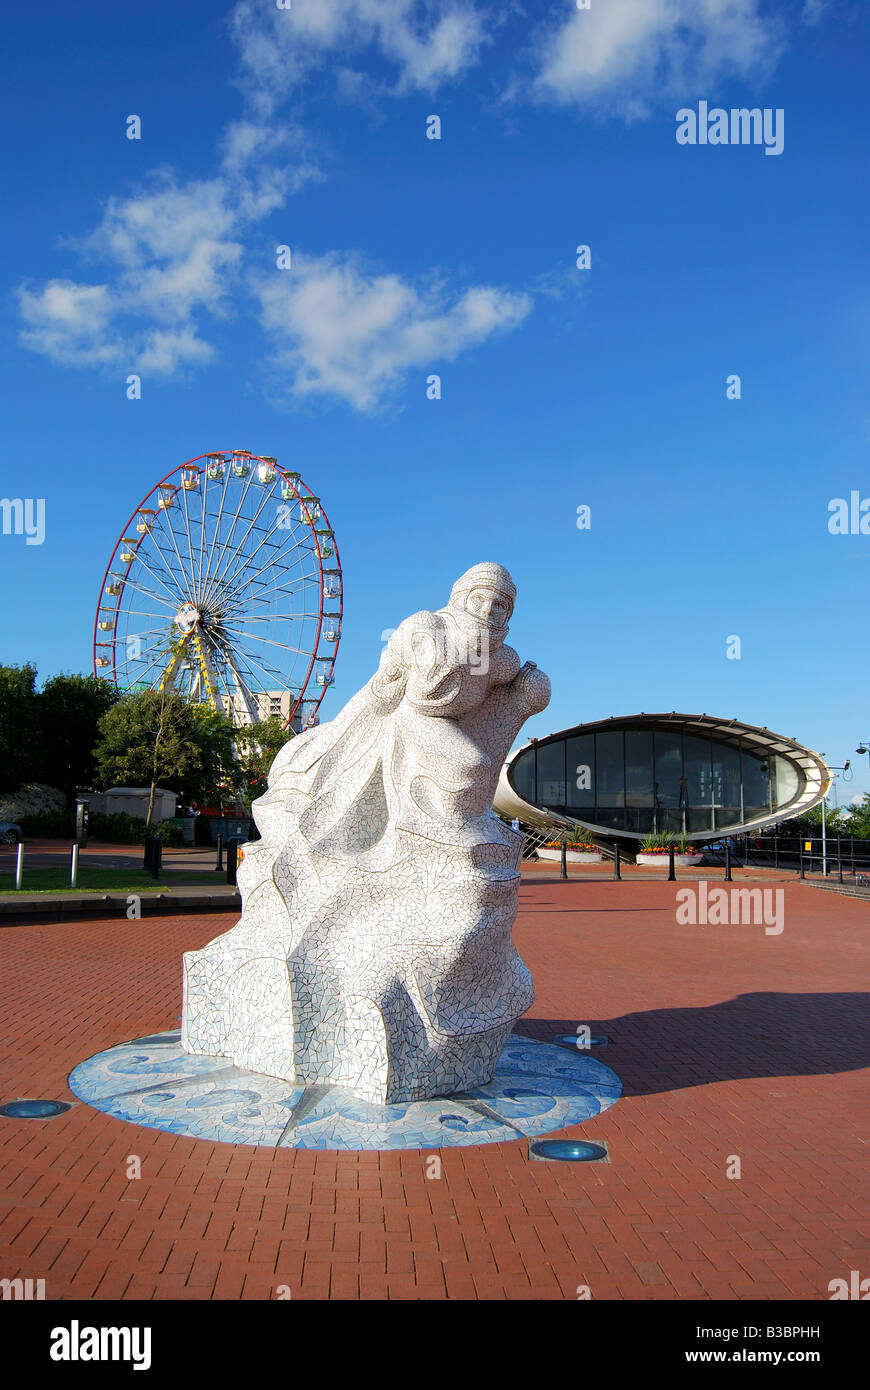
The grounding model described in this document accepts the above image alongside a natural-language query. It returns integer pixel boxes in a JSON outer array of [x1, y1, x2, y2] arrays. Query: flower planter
[[537, 848, 603, 864], [636, 852, 703, 867]]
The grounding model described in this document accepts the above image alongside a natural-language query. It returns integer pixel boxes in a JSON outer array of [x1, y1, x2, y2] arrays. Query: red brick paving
[[0, 879, 867, 1300]]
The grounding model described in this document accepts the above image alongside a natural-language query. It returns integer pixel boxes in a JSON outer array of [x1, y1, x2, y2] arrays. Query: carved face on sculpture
[[446, 563, 516, 640], [465, 586, 512, 629]]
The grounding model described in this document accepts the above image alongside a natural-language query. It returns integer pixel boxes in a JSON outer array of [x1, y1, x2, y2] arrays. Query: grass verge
[[0, 867, 227, 896]]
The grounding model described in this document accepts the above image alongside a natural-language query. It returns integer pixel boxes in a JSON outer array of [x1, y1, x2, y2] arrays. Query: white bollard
[[70, 843, 79, 889], [15, 841, 24, 891]]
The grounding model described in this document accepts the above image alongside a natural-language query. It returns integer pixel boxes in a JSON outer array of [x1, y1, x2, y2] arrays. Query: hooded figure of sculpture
[[182, 563, 551, 1103]]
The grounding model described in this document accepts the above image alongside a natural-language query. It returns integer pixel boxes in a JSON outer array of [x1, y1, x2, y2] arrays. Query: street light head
[[844, 759, 851, 770], [857, 745, 868, 756]]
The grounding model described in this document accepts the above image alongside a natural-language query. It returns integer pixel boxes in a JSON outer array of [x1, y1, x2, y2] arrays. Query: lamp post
[[819, 756, 828, 876], [822, 761, 852, 877], [854, 743, 870, 869]]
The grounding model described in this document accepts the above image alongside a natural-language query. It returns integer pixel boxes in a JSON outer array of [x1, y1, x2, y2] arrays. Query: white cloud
[[532, 0, 782, 116], [255, 253, 532, 410], [218, 119, 323, 193], [18, 280, 120, 367], [17, 170, 299, 375], [230, 0, 488, 110], [81, 177, 238, 268], [137, 327, 216, 373]]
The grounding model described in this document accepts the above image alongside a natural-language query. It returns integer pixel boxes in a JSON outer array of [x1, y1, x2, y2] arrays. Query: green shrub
[[18, 808, 183, 846], [18, 809, 75, 838], [546, 822, 598, 849], [151, 821, 185, 847], [88, 811, 185, 845], [640, 829, 673, 850], [639, 831, 696, 853]]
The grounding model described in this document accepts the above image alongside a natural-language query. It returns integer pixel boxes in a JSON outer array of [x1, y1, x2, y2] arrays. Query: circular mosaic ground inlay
[[69, 1033, 621, 1150]]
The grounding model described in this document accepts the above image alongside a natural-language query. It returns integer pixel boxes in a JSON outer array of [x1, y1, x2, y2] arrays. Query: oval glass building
[[494, 713, 830, 843]]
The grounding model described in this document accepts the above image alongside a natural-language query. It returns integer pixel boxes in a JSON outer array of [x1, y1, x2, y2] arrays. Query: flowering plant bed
[[637, 845, 697, 856], [538, 842, 603, 864], [636, 834, 702, 867], [636, 850, 703, 866]]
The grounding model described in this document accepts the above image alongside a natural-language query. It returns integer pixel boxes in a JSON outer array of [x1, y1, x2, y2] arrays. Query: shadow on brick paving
[[516, 992, 870, 1094]]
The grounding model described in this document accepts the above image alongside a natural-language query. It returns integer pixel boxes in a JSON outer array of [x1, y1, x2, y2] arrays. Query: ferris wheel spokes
[[198, 476, 280, 612], [198, 466, 257, 610]]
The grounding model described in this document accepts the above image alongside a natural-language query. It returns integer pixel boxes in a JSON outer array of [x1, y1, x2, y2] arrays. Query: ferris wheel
[[92, 451, 342, 730]]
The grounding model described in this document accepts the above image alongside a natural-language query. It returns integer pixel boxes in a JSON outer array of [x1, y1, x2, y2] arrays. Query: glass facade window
[[508, 722, 811, 839], [653, 733, 682, 807], [774, 754, 799, 807], [743, 749, 772, 821], [625, 731, 654, 806], [682, 735, 712, 833], [512, 747, 535, 804], [624, 730, 654, 832], [536, 740, 566, 809], [566, 734, 595, 809], [595, 731, 624, 809], [653, 732, 683, 834], [713, 742, 742, 830]]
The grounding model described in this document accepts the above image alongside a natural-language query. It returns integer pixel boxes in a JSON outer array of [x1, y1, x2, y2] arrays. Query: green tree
[[186, 704, 244, 810], [803, 802, 848, 833], [236, 717, 295, 806], [93, 690, 246, 823], [38, 672, 121, 799], [842, 793, 870, 839], [94, 688, 191, 788], [0, 663, 43, 792], [783, 798, 869, 843]]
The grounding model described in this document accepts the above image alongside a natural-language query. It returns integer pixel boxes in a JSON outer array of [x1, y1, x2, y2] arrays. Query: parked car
[[0, 822, 23, 845]]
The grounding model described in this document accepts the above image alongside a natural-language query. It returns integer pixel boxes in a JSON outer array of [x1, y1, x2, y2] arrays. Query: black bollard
[[226, 838, 246, 887], [215, 832, 224, 872], [724, 842, 733, 882], [799, 839, 805, 880], [560, 841, 568, 880], [837, 836, 843, 884], [143, 832, 161, 880], [613, 843, 621, 880], [667, 843, 676, 881]]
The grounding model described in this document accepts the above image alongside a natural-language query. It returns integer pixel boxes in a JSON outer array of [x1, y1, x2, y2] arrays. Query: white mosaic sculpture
[[181, 563, 551, 1104]]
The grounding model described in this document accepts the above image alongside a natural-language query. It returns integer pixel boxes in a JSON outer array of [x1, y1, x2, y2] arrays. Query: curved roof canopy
[[494, 712, 830, 841]]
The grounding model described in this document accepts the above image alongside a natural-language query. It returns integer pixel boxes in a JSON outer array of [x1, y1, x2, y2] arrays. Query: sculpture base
[[69, 1032, 621, 1150], [181, 833, 534, 1104]]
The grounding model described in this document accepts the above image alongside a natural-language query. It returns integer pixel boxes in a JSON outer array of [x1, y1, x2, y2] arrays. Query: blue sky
[[1, 0, 869, 806]]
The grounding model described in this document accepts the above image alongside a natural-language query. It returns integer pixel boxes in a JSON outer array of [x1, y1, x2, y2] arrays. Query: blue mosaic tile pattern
[[69, 1033, 621, 1150]]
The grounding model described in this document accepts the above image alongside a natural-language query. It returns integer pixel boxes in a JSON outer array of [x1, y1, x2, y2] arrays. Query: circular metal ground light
[[555, 1035, 610, 1048], [0, 1099, 72, 1119], [530, 1138, 608, 1162]]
